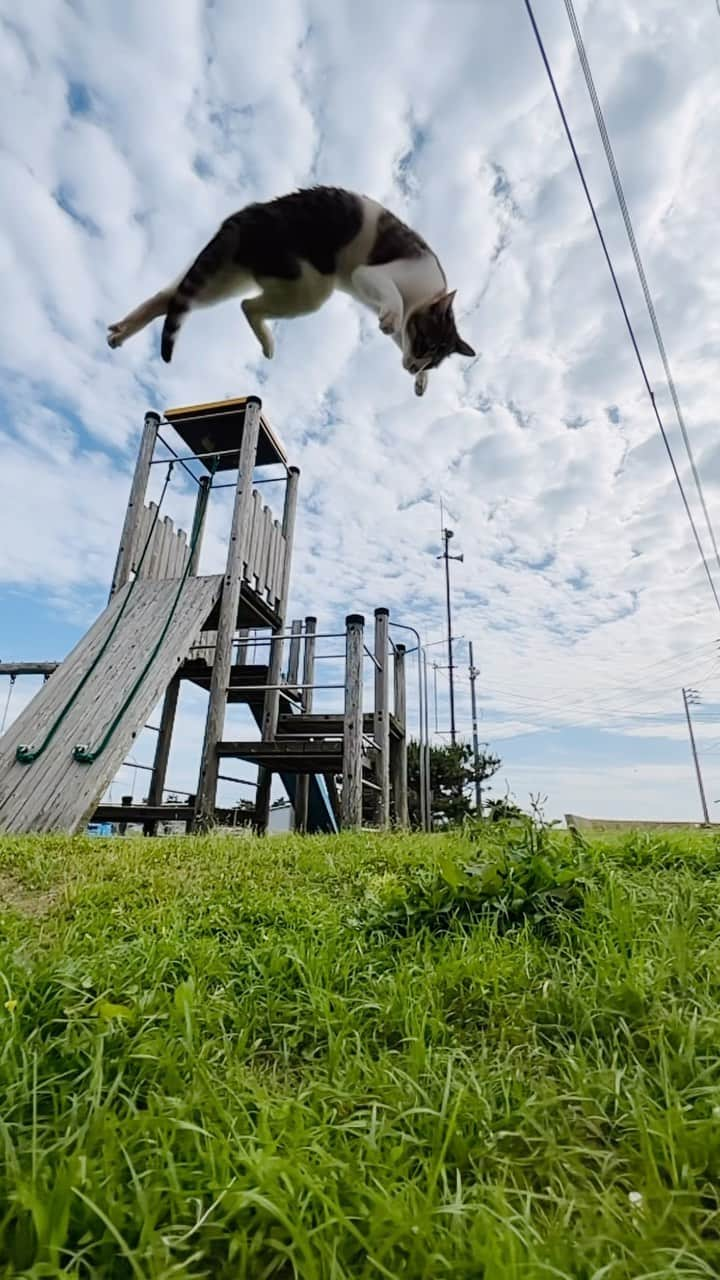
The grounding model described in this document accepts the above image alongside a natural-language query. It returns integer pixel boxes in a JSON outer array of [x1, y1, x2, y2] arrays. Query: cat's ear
[[455, 336, 476, 358], [435, 289, 457, 314]]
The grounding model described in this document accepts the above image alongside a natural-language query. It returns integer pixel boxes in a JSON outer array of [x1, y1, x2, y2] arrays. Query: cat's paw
[[414, 371, 428, 397], [107, 322, 126, 349], [260, 330, 275, 359], [378, 307, 402, 335]]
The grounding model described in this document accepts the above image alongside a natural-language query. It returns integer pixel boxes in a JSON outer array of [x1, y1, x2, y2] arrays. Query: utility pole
[[682, 687, 710, 825], [437, 527, 463, 745], [468, 641, 482, 814]]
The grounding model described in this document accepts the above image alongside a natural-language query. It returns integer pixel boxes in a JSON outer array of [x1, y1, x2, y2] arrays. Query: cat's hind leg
[[241, 296, 275, 359], [107, 288, 172, 349]]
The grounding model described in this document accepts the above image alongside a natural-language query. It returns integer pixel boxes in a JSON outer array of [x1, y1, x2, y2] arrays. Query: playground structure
[[0, 396, 410, 836]]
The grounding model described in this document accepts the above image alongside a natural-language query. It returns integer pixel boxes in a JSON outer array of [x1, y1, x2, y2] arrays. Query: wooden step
[[277, 712, 404, 740], [181, 661, 303, 706], [92, 802, 250, 828], [217, 738, 376, 774]]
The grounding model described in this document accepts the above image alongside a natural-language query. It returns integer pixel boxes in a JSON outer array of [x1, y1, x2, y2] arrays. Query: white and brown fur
[[107, 186, 475, 396]]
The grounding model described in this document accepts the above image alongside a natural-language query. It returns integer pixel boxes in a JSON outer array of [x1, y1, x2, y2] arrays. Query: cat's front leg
[[350, 266, 404, 335]]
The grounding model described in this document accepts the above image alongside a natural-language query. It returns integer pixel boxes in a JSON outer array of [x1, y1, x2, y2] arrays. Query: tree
[[407, 740, 502, 828]]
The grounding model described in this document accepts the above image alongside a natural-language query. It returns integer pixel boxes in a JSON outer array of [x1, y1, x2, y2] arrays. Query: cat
[[107, 185, 476, 397]]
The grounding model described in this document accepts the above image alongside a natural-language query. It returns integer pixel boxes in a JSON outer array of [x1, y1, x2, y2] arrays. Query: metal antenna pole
[[437, 527, 463, 746]]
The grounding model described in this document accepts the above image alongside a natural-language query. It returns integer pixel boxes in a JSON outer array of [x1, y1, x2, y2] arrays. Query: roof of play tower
[[164, 396, 287, 472]]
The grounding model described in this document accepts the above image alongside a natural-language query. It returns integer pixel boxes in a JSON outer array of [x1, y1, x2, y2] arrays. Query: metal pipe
[[155, 433, 204, 486], [210, 476, 287, 489], [226, 682, 345, 692], [388, 620, 430, 832], [150, 445, 256, 466], [189, 630, 346, 647], [364, 645, 382, 671]]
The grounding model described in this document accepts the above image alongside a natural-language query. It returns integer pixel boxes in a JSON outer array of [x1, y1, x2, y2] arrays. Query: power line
[[562, 0, 720, 577], [523, 0, 720, 616], [454, 650, 720, 720]]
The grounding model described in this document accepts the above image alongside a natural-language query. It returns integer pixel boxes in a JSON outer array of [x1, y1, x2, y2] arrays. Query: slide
[[0, 575, 222, 834], [281, 768, 339, 835]]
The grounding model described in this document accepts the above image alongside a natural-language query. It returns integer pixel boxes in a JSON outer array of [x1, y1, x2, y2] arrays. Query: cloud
[[2, 0, 720, 821]]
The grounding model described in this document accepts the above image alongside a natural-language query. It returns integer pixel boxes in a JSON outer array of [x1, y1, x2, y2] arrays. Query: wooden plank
[[93, 802, 241, 825], [293, 615, 316, 833], [275, 533, 288, 608], [259, 506, 273, 598], [110, 412, 159, 597], [0, 663, 58, 677], [132, 504, 152, 577], [166, 530, 179, 579], [246, 490, 262, 586], [167, 529, 182, 579], [217, 739, 346, 774], [194, 399, 262, 827], [286, 621, 302, 687], [188, 475, 211, 576], [192, 629, 215, 664], [0, 574, 223, 833], [264, 519, 277, 600], [178, 530, 190, 577], [235, 628, 249, 664], [255, 467, 299, 834], [144, 673, 181, 834], [157, 516, 175, 580], [267, 520, 281, 603], [279, 711, 402, 738], [144, 504, 162, 580]]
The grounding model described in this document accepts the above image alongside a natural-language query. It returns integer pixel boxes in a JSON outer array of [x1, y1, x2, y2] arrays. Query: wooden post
[[119, 795, 132, 837], [255, 466, 300, 834], [261, 467, 300, 742], [287, 620, 302, 688], [188, 474, 211, 575], [373, 608, 390, 828], [110, 410, 160, 599], [143, 674, 181, 836], [293, 615, 316, 833], [391, 643, 408, 827], [194, 397, 262, 829], [342, 614, 364, 829]]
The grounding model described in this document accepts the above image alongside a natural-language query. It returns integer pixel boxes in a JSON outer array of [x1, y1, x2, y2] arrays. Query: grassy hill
[[1, 823, 719, 1277]]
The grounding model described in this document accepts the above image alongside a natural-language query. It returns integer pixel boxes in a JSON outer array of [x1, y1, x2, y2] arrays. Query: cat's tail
[[160, 223, 234, 363]]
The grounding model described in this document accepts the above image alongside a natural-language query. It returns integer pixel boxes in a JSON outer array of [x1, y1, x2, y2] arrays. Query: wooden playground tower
[[0, 396, 409, 835]]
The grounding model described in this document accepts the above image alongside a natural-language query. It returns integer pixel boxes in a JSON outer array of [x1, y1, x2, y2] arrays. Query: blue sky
[[2, 0, 720, 821]]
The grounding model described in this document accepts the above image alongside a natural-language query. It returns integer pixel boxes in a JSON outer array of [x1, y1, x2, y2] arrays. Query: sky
[[2, 0, 720, 823]]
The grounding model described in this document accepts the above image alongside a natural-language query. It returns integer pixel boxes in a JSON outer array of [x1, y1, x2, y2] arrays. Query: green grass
[[1, 823, 720, 1277]]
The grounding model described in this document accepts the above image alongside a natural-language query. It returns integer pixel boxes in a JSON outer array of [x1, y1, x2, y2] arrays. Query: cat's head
[[401, 290, 476, 384]]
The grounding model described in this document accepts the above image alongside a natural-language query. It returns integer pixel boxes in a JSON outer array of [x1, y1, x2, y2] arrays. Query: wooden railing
[[131, 503, 190, 582], [244, 490, 286, 613], [184, 490, 287, 665]]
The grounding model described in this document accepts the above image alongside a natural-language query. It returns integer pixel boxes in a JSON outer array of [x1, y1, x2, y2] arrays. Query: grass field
[[1, 822, 720, 1278]]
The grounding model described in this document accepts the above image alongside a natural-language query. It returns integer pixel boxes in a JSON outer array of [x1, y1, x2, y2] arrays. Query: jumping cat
[[107, 186, 475, 397]]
